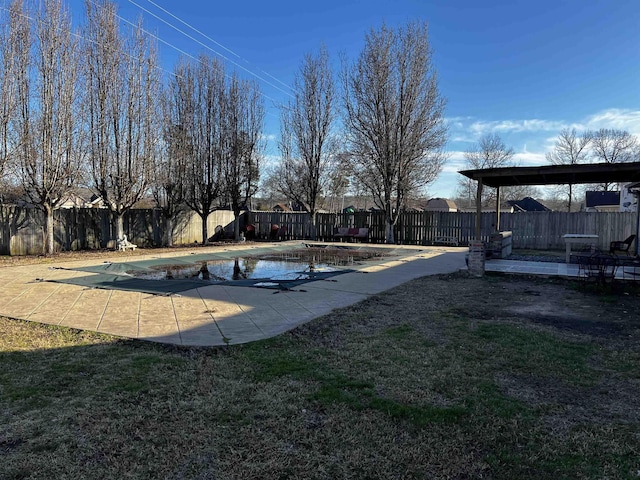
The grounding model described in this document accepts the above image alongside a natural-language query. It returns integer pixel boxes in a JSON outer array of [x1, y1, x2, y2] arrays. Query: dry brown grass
[[0, 245, 211, 267], [1, 270, 640, 479]]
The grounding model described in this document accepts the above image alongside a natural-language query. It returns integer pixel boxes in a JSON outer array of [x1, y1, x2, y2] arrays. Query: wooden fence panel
[[1, 205, 637, 255], [170, 210, 237, 245], [500, 211, 636, 250], [0, 206, 239, 255], [247, 211, 314, 240], [0, 206, 43, 255]]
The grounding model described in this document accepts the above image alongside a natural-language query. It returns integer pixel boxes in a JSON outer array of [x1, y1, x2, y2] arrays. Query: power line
[[0, 2, 282, 118], [141, 0, 294, 94], [114, 10, 280, 107], [125, 0, 294, 99], [143, 0, 241, 60], [0, 3, 178, 80], [126, 17, 282, 106], [77, 0, 282, 108]]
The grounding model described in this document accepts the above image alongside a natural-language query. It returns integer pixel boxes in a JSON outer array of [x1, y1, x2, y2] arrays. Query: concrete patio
[[5, 241, 635, 347], [485, 256, 640, 280], [0, 242, 467, 346]]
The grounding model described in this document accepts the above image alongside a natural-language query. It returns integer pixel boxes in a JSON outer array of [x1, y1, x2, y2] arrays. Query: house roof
[[585, 191, 620, 208], [425, 197, 457, 210], [507, 197, 551, 212], [459, 161, 640, 188], [272, 203, 291, 211]]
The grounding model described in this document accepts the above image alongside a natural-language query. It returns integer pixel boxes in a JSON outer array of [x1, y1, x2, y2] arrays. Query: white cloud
[[447, 109, 640, 147], [429, 171, 460, 198], [433, 107, 640, 199], [468, 119, 567, 136], [541, 134, 560, 151], [261, 133, 277, 142], [445, 115, 475, 123], [261, 154, 281, 170], [445, 116, 474, 129], [583, 109, 640, 137], [446, 117, 572, 147], [513, 152, 547, 166], [442, 151, 467, 173]]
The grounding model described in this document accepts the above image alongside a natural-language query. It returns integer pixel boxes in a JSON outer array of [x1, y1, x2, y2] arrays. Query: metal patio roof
[[459, 162, 640, 188]]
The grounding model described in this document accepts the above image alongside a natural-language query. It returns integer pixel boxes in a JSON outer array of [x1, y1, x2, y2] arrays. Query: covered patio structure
[[459, 161, 640, 255]]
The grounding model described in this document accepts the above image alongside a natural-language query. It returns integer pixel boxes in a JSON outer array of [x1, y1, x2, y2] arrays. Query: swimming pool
[[49, 244, 395, 294], [133, 257, 336, 282], [131, 246, 388, 282]]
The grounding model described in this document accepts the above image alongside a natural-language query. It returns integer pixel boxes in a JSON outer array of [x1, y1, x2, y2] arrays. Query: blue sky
[[65, 0, 640, 198]]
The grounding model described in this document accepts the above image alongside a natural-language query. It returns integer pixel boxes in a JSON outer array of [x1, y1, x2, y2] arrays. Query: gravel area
[[507, 253, 566, 263]]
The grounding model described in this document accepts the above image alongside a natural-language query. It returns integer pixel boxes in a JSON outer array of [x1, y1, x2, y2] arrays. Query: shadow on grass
[[2, 270, 640, 479]]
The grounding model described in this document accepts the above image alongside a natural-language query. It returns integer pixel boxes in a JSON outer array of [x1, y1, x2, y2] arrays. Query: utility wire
[[0, 3, 177, 80], [80, 0, 281, 107], [143, 0, 241, 60], [141, 0, 294, 94], [0, 2, 282, 117], [118, 14, 280, 104], [126, 0, 294, 98]]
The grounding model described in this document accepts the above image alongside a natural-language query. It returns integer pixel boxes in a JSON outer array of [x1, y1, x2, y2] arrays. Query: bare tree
[[0, 1, 22, 191], [83, 0, 159, 242], [545, 128, 591, 211], [590, 128, 638, 191], [324, 154, 350, 213], [152, 126, 187, 247], [543, 186, 580, 212], [257, 166, 282, 210], [222, 73, 264, 240], [456, 133, 515, 207], [342, 21, 447, 243], [278, 46, 336, 239], [152, 82, 189, 246], [178, 55, 225, 244], [13, 0, 83, 254]]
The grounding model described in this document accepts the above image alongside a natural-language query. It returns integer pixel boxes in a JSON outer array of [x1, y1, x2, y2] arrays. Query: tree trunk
[[165, 216, 174, 247], [45, 204, 55, 255], [233, 212, 241, 241], [201, 212, 209, 244], [115, 214, 124, 241], [385, 218, 394, 244], [310, 211, 317, 241]]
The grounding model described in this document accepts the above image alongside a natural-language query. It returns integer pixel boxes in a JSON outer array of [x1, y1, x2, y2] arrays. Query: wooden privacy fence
[[0, 205, 236, 255], [249, 210, 637, 250], [249, 210, 491, 244], [498, 211, 636, 250], [1, 205, 636, 255], [246, 211, 315, 239]]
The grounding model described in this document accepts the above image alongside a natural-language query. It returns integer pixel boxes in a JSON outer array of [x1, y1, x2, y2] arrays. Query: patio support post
[[475, 177, 483, 240], [495, 185, 501, 232], [635, 191, 640, 256]]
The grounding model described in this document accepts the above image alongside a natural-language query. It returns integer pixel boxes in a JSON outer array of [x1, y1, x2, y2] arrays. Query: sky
[[63, 0, 640, 199]]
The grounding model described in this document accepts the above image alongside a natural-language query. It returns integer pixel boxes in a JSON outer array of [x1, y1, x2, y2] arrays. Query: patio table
[[574, 252, 618, 284], [618, 256, 640, 281], [563, 234, 598, 263]]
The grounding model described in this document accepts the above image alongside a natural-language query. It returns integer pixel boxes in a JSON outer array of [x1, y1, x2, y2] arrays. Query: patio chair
[[576, 252, 599, 281], [209, 225, 224, 242], [577, 252, 618, 285], [609, 234, 636, 256], [116, 235, 137, 251]]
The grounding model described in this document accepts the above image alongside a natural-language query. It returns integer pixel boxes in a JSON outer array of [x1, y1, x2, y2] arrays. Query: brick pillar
[[468, 240, 485, 277]]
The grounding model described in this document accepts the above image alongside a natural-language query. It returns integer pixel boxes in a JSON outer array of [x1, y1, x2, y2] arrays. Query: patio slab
[[0, 242, 467, 346], [484, 256, 640, 281]]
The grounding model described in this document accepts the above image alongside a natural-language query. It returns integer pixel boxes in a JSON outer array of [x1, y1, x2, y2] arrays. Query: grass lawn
[[1, 271, 640, 479]]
